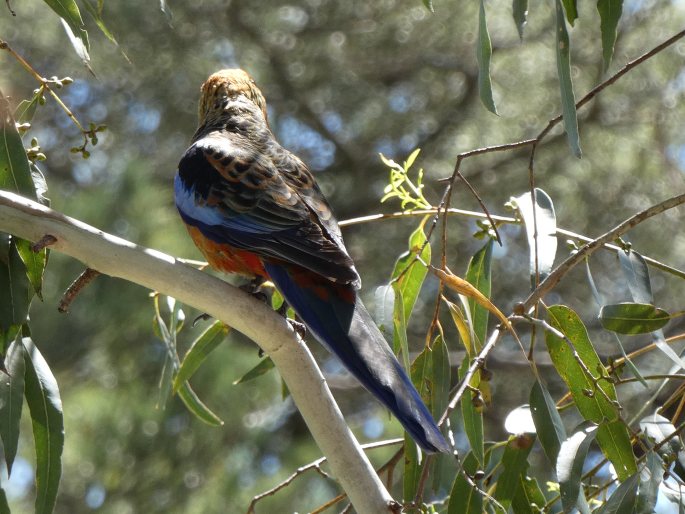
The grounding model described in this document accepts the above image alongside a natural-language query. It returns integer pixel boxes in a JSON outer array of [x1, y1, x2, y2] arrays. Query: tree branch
[[0, 190, 397, 514]]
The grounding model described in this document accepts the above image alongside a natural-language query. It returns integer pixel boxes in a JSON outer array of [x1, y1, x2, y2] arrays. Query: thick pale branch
[[0, 190, 396, 514]]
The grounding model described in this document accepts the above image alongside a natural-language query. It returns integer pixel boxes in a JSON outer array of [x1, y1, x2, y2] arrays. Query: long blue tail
[[265, 263, 450, 454]]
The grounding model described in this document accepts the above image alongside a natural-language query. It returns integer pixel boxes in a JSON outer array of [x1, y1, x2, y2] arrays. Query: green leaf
[[391, 222, 431, 323], [464, 239, 493, 349], [555, 0, 582, 158], [599, 303, 670, 334], [403, 428, 421, 502], [597, 419, 637, 481], [594, 472, 639, 514], [557, 424, 597, 513], [511, 475, 546, 514], [460, 357, 484, 465], [546, 305, 636, 480], [422, 0, 435, 13], [448, 451, 483, 514], [512, 0, 528, 40], [0, 337, 25, 473], [529, 380, 566, 465], [430, 335, 451, 420], [81, 0, 115, 43], [392, 288, 410, 370], [512, 189, 557, 286], [618, 248, 653, 305], [23, 338, 64, 514], [636, 452, 662, 513], [0, 94, 36, 197], [476, 0, 498, 115], [639, 413, 682, 458], [173, 321, 228, 391], [0, 236, 33, 335], [43, 0, 89, 52], [0, 488, 9, 514], [15, 238, 47, 300], [585, 260, 646, 386], [494, 435, 535, 510], [15, 94, 41, 124], [597, 0, 623, 72], [561, 0, 578, 25], [177, 382, 223, 426], [546, 305, 620, 423], [233, 357, 275, 385]]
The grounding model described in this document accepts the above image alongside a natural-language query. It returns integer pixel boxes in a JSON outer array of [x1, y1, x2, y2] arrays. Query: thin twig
[[522, 193, 685, 310], [247, 438, 404, 514]]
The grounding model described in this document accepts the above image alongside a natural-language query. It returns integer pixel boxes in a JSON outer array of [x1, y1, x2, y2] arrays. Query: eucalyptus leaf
[[477, 0, 498, 115], [599, 303, 669, 334], [512, 189, 557, 285], [23, 338, 64, 514], [557, 424, 597, 513], [512, 0, 528, 40], [0, 337, 25, 474], [555, 0, 582, 157], [597, 0, 623, 71]]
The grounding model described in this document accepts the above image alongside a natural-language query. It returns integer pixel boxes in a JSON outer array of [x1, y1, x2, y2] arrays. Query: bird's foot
[[288, 319, 307, 339], [240, 276, 268, 303], [192, 312, 213, 326]]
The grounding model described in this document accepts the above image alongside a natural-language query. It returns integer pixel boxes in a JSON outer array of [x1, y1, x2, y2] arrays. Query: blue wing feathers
[[265, 263, 450, 454]]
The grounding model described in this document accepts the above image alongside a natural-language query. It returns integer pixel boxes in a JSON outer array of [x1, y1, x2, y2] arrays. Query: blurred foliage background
[[1, 0, 685, 512]]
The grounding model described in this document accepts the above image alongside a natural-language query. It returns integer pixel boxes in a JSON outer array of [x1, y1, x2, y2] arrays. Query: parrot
[[174, 69, 449, 454]]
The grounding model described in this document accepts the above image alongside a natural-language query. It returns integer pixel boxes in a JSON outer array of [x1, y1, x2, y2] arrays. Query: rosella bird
[[174, 69, 449, 453]]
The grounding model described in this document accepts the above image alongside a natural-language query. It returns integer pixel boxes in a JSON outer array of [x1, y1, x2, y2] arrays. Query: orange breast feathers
[[185, 225, 267, 278]]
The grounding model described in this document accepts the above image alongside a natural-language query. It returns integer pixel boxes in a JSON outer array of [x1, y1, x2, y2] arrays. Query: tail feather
[[265, 263, 450, 454]]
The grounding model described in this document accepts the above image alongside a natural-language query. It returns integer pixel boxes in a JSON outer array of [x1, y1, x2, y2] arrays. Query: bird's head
[[198, 69, 268, 125]]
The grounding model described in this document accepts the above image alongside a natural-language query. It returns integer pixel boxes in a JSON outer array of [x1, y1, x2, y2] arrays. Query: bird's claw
[[288, 319, 307, 339]]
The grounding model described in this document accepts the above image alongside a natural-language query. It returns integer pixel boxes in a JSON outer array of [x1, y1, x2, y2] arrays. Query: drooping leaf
[[494, 434, 535, 510], [561, 0, 578, 25], [512, 0, 529, 40], [15, 93, 41, 124], [460, 357, 484, 465], [436, 266, 511, 334], [15, 238, 47, 300], [0, 93, 36, 197], [44, 0, 90, 49], [422, 0, 435, 13], [233, 357, 276, 385], [599, 303, 670, 334], [160, 0, 173, 25], [0, 236, 32, 339], [639, 413, 682, 459], [618, 249, 652, 305], [546, 305, 619, 422], [636, 452, 663, 514], [597, 0, 623, 72], [511, 475, 546, 514], [403, 428, 421, 502], [530, 379, 566, 465], [594, 472, 639, 514], [476, 0, 498, 115], [393, 288, 410, 370], [0, 488, 8, 514], [0, 337, 25, 474], [555, 0, 582, 158], [557, 424, 597, 513], [430, 335, 451, 421], [391, 221, 431, 323], [178, 382, 223, 426], [23, 338, 64, 514], [512, 189, 557, 286], [597, 419, 637, 482], [545, 305, 637, 479], [464, 240, 493, 348], [585, 260, 646, 386], [447, 451, 483, 514], [173, 320, 228, 391]]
